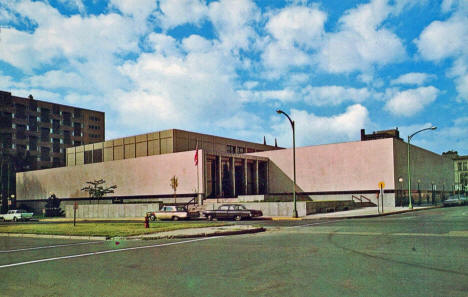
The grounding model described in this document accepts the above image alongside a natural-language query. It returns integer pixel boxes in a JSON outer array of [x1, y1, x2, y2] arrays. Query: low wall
[[65, 203, 162, 218]]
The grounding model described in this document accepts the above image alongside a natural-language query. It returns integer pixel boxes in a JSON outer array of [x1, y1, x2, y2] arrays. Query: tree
[[81, 179, 117, 203]]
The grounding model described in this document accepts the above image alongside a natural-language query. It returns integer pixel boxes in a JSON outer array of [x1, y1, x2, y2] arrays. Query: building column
[[255, 160, 259, 195], [231, 157, 236, 198], [218, 156, 222, 197], [243, 159, 248, 196]]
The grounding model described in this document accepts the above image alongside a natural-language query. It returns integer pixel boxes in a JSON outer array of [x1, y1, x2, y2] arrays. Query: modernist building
[[16, 128, 454, 216], [0, 90, 104, 211]]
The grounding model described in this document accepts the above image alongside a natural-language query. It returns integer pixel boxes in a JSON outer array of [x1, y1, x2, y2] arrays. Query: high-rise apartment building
[[0, 90, 104, 210]]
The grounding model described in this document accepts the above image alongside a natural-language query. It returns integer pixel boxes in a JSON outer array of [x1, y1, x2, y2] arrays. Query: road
[[0, 207, 467, 297]]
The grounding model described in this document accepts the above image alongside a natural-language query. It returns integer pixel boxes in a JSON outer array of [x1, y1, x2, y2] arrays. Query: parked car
[[203, 204, 263, 221], [146, 205, 199, 221], [443, 196, 468, 207], [0, 209, 34, 222]]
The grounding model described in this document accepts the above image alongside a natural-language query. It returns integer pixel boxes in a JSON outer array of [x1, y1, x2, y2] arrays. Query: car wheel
[[149, 215, 156, 221], [234, 215, 242, 221], [207, 215, 213, 221], [172, 216, 179, 221]]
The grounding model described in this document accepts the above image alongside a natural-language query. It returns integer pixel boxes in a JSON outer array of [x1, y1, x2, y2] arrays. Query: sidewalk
[[127, 225, 265, 240], [302, 205, 438, 220]]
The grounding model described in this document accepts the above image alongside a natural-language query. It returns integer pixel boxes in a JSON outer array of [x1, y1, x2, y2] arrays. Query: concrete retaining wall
[[65, 203, 162, 218]]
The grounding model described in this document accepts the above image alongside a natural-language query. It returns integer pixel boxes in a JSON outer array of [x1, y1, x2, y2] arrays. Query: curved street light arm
[[409, 126, 437, 141]]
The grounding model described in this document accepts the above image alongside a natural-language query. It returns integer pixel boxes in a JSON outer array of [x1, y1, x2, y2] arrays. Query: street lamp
[[398, 177, 404, 207], [407, 126, 437, 210], [276, 109, 298, 218]]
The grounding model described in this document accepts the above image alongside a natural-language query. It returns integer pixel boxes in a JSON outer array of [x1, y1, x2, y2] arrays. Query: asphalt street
[[0, 206, 467, 297]]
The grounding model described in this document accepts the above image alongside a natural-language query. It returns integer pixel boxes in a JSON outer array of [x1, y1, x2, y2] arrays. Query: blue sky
[[0, 0, 467, 154]]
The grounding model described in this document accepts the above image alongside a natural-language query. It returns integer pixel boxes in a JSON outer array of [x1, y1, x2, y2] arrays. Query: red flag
[[194, 141, 198, 166]]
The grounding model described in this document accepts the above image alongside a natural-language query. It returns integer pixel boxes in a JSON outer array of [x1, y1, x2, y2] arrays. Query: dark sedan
[[203, 204, 263, 221]]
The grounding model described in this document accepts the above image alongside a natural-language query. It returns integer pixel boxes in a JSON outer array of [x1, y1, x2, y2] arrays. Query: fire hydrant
[[144, 214, 150, 229]]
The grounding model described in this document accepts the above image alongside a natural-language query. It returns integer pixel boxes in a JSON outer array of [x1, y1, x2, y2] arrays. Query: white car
[[147, 205, 199, 221], [0, 210, 34, 222]]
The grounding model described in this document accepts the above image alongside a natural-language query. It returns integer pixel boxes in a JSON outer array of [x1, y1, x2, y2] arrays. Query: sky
[[0, 0, 467, 155]]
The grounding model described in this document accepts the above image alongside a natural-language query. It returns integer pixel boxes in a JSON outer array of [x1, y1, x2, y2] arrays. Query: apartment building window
[[73, 109, 81, 119], [74, 122, 81, 136], [16, 124, 26, 139], [237, 147, 245, 154], [40, 127, 49, 142], [247, 148, 255, 153], [0, 112, 12, 129], [63, 130, 71, 145], [0, 94, 13, 106], [14, 103, 27, 119], [28, 115, 37, 132], [52, 119, 60, 134], [459, 162, 463, 171], [62, 112, 71, 126], [17, 144, 26, 152], [464, 162, 467, 171], [41, 108, 50, 123], [40, 147, 50, 162], [0, 133, 12, 149], [29, 100, 37, 111], [74, 140, 81, 146], [29, 136, 37, 151], [52, 105, 60, 115], [53, 157, 61, 167], [52, 138, 60, 153]]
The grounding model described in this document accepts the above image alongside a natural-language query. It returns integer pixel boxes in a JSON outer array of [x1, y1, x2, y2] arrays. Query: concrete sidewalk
[[127, 225, 265, 240], [302, 205, 438, 220]]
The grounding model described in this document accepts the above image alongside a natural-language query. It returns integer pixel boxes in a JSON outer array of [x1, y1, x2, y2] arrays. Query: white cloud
[[273, 104, 370, 146], [115, 41, 241, 132], [416, 12, 468, 101], [415, 16, 468, 61], [303, 86, 373, 106], [317, 0, 406, 73], [390, 72, 435, 86], [238, 89, 296, 103], [157, 0, 207, 29], [207, 0, 260, 52], [262, 5, 326, 71], [384, 86, 439, 117]]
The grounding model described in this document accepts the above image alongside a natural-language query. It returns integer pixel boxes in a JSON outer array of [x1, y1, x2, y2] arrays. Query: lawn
[[0, 222, 228, 238]]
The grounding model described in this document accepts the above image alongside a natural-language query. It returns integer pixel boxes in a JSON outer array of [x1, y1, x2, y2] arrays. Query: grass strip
[[0, 222, 229, 238]]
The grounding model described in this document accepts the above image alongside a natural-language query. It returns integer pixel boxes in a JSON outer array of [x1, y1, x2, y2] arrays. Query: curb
[[269, 217, 303, 221], [0, 233, 107, 241], [134, 227, 266, 240]]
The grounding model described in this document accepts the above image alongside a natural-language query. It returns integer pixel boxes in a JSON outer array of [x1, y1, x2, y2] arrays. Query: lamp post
[[276, 109, 298, 218], [398, 177, 404, 207], [407, 126, 437, 210]]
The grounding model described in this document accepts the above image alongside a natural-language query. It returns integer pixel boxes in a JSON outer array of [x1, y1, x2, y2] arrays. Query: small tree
[[170, 176, 178, 204], [81, 179, 117, 204]]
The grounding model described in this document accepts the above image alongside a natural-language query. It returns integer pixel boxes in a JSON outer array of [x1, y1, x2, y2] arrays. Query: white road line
[[0, 241, 103, 253], [0, 236, 220, 269]]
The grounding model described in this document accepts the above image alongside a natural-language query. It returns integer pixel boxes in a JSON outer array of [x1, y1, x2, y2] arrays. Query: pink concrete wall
[[393, 140, 453, 191], [252, 139, 396, 193], [17, 150, 203, 200]]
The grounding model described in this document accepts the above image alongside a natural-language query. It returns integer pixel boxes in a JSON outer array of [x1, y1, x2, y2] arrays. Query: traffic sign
[[378, 182, 385, 189]]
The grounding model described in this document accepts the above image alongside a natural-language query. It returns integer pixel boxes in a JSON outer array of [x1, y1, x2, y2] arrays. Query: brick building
[[0, 90, 104, 211]]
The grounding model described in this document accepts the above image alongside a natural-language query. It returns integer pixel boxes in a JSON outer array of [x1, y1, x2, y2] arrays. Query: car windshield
[[176, 207, 186, 211]]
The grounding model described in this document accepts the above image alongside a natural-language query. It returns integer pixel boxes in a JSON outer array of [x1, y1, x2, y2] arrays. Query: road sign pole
[[73, 202, 78, 226]]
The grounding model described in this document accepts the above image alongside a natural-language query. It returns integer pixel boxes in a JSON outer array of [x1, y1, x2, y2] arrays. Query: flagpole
[[196, 140, 200, 205]]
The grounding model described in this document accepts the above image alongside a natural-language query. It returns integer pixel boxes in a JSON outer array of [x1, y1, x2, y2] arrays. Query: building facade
[[454, 155, 468, 194], [16, 128, 454, 214], [0, 90, 104, 211]]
